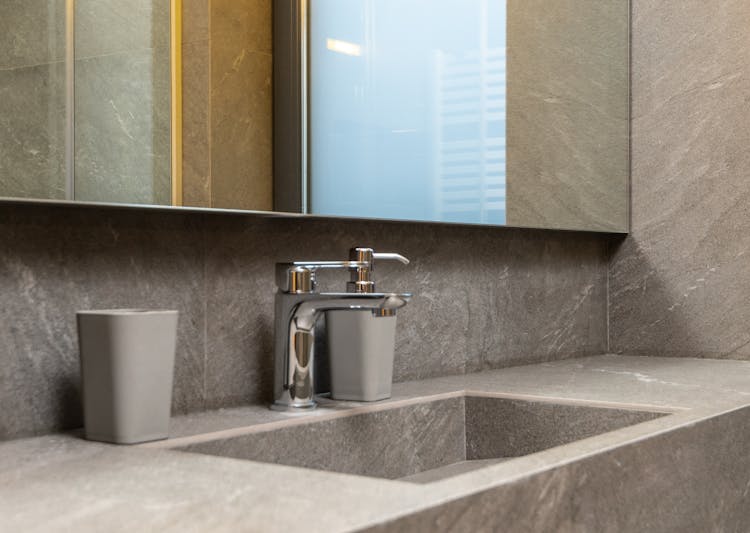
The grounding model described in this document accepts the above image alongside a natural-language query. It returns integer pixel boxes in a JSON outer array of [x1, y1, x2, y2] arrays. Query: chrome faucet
[[272, 247, 411, 411]]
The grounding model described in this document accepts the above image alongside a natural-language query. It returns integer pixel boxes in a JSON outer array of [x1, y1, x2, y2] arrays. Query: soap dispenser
[[326, 247, 409, 401]]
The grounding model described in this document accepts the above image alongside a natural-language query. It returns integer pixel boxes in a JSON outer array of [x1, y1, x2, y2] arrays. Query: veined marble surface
[[0, 203, 609, 440], [1, 355, 749, 532], [506, 0, 629, 232], [611, 0, 750, 359]]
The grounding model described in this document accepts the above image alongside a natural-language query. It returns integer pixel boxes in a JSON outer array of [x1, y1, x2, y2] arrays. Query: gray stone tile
[[0, 1, 173, 206], [465, 396, 664, 459], [364, 404, 750, 532], [0, 62, 66, 200], [0, 206, 205, 440], [202, 216, 609, 407], [0, 1, 66, 69], [175, 395, 664, 483], [506, 0, 629, 232], [178, 397, 466, 479], [74, 0, 170, 59], [202, 216, 280, 408], [610, 0, 750, 359], [466, 230, 609, 371], [2, 356, 749, 531], [0, 206, 609, 437], [74, 48, 172, 206], [399, 459, 510, 485], [307, 221, 607, 381]]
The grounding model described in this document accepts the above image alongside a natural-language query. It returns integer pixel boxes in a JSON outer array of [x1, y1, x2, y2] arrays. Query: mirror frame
[[171, 0, 183, 206]]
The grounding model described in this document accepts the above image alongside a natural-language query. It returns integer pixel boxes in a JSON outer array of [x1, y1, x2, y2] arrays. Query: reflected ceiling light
[[326, 38, 362, 56]]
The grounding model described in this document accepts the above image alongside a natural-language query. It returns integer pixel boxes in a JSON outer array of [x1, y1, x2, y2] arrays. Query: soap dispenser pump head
[[347, 247, 410, 293]]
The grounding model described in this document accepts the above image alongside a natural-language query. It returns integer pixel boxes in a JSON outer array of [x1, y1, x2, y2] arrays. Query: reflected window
[[309, 0, 506, 225]]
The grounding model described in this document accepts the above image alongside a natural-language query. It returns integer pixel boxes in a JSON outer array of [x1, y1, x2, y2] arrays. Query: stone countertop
[[2, 354, 750, 532]]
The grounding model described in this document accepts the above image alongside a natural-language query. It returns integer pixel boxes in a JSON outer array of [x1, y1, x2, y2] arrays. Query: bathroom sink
[[172, 395, 667, 484]]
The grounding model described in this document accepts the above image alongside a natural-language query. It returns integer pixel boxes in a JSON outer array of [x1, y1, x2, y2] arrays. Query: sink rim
[[147, 391, 682, 487]]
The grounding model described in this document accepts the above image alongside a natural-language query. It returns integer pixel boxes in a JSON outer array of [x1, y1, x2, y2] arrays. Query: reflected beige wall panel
[[506, 0, 629, 232], [183, 0, 209, 43], [182, 38, 211, 207], [209, 0, 272, 211]]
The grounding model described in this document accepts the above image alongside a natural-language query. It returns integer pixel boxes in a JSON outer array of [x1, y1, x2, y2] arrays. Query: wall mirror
[[0, 0, 629, 233]]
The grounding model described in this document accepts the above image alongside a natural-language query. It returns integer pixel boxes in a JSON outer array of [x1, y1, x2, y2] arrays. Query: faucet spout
[[272, 292, 411, 410], [293, 293, 410, 331]]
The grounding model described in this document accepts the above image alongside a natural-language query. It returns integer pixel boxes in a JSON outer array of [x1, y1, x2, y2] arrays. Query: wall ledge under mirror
[[0, 197, 628, 235]]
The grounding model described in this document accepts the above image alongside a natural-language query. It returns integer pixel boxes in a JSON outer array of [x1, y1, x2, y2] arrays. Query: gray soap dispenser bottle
[[326, 247, 409, 401]]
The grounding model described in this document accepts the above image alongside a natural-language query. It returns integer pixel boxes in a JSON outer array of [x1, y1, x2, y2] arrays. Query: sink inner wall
[[174, 396, 667, 482]]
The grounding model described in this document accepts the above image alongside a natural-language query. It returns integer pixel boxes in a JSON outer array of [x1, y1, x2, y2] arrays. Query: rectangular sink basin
[[172, 395, 668, 484]]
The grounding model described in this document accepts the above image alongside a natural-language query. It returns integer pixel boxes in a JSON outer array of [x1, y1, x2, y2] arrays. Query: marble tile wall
[[0, 1, 67, 200], [505, 0, 629, 233], [0, 203, 609, 440], [0, 1, 172, 205], [364, 403, 750, 532], [179, 398, 467, 479], [74, 0, 172, 206], [610, 0, 750, 359]]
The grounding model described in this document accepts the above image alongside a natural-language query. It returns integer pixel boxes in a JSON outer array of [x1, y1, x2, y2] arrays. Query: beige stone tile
[[183, 0, 209, 44], [211, 0, 271, 54], [182, 39, 211, 208], [209, 42, 272, 211]]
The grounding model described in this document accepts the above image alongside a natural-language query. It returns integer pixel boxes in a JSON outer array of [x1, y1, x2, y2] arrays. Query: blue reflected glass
[[309, 0, 506, 225]]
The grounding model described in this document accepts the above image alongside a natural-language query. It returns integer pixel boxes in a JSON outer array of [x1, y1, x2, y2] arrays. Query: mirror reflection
[[0, 1, 629, 233], [308, 0, 508, 225], [0, 0, 172, 205]]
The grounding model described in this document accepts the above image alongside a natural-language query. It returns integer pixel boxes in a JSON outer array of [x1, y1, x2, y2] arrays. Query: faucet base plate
[[269, 400, 318, 412]]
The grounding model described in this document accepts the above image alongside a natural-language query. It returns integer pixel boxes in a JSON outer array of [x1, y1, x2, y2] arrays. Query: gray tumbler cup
[[326, 310, 397, 401], [77, 309, 178, 444]]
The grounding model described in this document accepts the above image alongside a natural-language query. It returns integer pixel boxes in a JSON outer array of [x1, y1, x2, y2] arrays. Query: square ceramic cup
[[77, 309, 178, 444]]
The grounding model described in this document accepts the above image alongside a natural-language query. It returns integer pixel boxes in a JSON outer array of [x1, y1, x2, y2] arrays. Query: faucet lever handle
[[278, 260, 369, 294], [277, 248, 410, 294]]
